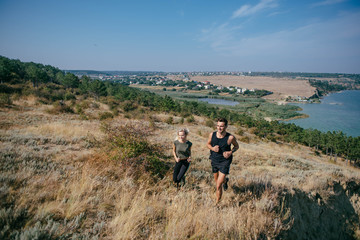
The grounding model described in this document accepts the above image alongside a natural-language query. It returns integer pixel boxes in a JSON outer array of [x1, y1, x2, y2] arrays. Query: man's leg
[[214, 172, 226, 204]]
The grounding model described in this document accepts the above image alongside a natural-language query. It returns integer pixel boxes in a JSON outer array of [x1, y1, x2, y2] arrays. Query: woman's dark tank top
[[209, 132, 232, 162]]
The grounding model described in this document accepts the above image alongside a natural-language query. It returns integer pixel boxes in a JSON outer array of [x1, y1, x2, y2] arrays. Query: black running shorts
[[211, 159, 232, 175]]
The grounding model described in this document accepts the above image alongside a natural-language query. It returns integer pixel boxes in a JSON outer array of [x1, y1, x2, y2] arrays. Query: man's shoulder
[[227, 133, 235, 139]]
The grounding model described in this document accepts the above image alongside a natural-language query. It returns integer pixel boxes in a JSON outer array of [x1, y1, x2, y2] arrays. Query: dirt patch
[[191, 75, 316, 100]]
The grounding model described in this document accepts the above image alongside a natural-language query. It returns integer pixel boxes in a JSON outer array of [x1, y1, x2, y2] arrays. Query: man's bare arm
[[231, 136, 239, 153], [207, 133, 219, 152]]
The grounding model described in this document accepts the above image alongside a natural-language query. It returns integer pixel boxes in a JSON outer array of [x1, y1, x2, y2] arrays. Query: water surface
[[198, 98, 239, 106], [286, 90, 360, 137]]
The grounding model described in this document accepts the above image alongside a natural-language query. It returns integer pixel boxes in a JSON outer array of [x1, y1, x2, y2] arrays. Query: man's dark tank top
[[209, 132, 232, 162]]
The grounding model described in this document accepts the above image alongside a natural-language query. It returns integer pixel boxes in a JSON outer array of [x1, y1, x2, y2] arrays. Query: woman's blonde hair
[[175, 128, 189, 140], [178, 128, 189, 135]]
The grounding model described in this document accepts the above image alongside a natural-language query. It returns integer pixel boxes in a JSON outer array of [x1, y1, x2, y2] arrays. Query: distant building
[[227, 87, 234, 91]]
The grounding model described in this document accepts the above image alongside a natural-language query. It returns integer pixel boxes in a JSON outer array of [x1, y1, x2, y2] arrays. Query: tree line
[[1, 55, 359, 165]]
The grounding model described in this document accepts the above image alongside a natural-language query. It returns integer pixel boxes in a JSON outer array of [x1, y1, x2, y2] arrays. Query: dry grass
[[25, 121, 104, 140], [1, 96, 359, 239], [191, 75, 316, 100]]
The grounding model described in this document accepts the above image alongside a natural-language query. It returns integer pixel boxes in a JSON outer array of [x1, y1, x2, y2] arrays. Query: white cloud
[[200, 23, 243, 49], [199, 11, 360, 72], [232, 0, 278, 18], [311, 0, 346, 7]]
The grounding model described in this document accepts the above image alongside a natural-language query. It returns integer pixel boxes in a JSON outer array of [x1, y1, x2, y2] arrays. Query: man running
[[207, 118, 239, 204]]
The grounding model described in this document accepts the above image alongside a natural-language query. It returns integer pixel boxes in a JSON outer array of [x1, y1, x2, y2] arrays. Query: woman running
[[172, 128, 192, 189]]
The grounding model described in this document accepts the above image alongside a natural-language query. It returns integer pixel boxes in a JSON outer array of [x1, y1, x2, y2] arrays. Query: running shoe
[[223, 177, 229, 191]]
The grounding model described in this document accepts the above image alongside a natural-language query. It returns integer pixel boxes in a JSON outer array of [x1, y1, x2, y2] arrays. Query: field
[[1, 95, 359, 239], [133, 85, 304, 121], [189, 75, 317, 100]]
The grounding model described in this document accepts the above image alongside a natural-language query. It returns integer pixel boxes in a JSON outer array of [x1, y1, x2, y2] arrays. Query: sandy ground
[[190, 75, 317, 100]]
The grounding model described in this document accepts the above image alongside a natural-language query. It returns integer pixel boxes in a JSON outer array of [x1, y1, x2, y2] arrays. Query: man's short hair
[[216, 117, 228, 126]]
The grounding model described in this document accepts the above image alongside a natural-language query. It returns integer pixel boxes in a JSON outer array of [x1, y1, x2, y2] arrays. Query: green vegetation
[[1, 55, 359, 164], [102, 122, 169, 179], [309, 79, 349, 97], [134, 86, 302, 120]]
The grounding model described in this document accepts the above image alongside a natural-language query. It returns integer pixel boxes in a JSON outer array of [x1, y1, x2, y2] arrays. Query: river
[[198, 98, 239, 106], [286, 90, 360, 137]]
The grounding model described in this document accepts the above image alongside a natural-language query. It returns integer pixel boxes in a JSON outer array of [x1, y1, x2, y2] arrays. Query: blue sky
[[1, 0, 359, 73]]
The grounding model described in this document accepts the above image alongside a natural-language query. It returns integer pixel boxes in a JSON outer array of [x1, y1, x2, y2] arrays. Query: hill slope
[[1, 96, 359, 239]]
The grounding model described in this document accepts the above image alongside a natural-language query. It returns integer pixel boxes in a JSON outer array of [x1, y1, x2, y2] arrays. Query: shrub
[[47, 101, 74, 114], [0, 84, 22, 94], [0, 207, 28, 239], [165, 116, 173, 125], [186, 115, 195, 123], [64, 91, 76, 101], [205, 119, 214, 128], [112, 108, 119, 116], [0, 93, 12, 106], [102, 122, 169, 178], [239, 136, 250, 143], [99, 112, 113, 120], [75, 104, 84, 114], [122, 101, 137, 112]]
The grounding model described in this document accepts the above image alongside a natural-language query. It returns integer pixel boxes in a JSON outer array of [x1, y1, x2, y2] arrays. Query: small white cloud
[[232, 0, 278, 19], [311, 0, 346, 7]]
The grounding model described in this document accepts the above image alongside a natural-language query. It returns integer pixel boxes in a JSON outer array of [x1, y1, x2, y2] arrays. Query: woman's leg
[[173, 161, 182, 183], [176, 160, 190, 182]]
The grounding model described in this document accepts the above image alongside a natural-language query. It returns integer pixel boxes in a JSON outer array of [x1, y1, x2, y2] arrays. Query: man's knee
[[216, 180, 224, 189]]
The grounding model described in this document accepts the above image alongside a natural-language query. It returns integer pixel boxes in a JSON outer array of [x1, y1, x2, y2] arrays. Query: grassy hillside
[[1, 92, 359, 239]]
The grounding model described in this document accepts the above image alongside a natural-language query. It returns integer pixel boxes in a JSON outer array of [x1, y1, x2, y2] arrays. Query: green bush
[[0, 208, 28, 239], [0, 84, 22, 94], [0, 93, 12, 106], [102, 123, 169, 178], [75, 104, 84, 114], [186, 115, 195, 123], [47, 101, 74, 114], [236, 128, 244, 136], [239, 136, 250, 143], [64, 91, 76, 101], [205, 119, 214, 128], [165, 116, 173, 124], [122, 101, 137, 112], [99, 112, 114, 120]]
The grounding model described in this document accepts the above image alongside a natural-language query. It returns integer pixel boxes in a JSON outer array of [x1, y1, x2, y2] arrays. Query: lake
[[286, 90, 360, 137], [198, 98, 239, 106]]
